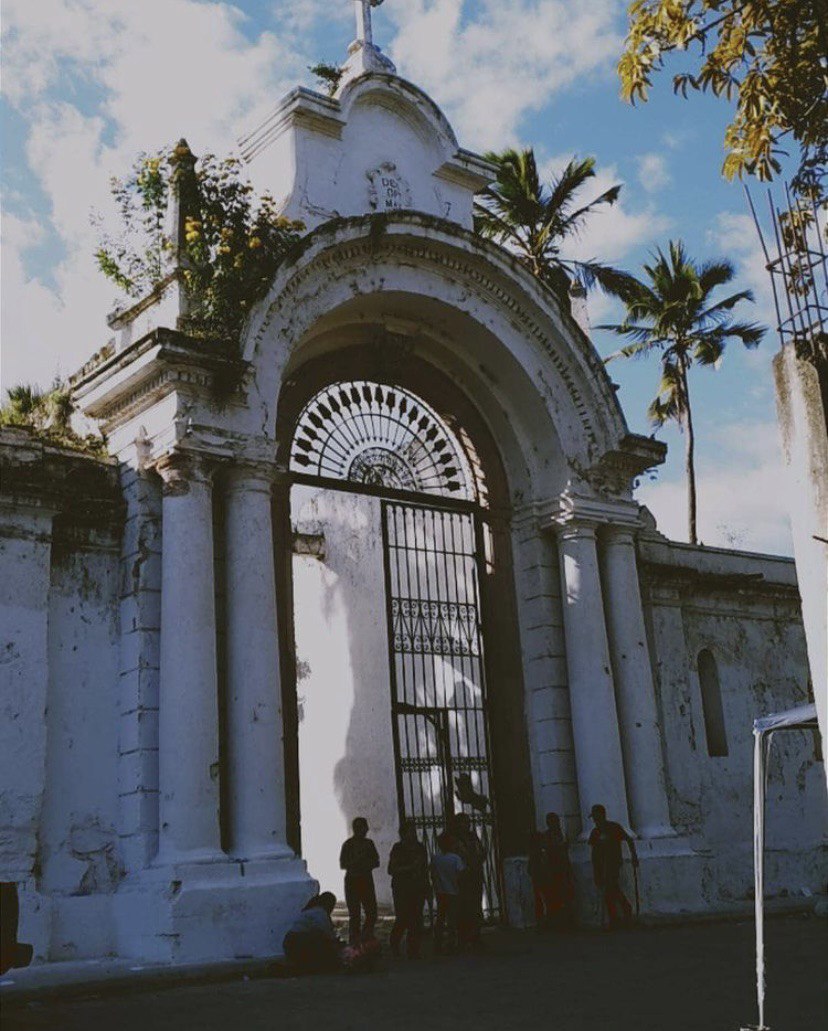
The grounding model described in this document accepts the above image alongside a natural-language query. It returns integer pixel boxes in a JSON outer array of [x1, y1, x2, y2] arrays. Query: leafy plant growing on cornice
[[310, 62, 343, 96], [0, 382, 108, 456], [95, 141, 304, 343]]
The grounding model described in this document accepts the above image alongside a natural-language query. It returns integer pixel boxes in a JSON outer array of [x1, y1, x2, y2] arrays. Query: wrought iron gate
[[381, 500, 502, 920]]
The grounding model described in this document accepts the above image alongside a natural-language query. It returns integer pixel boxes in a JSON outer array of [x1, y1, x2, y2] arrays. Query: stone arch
[[273, 342, 534, 865], [242, 212, 631, 506]]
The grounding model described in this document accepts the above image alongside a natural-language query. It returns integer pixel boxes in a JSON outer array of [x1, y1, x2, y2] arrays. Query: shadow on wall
[[293, 487, 399, 906]]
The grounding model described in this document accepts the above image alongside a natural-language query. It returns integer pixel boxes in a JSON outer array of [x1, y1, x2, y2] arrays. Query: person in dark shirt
[[449, 812, 486, 947], [387, 820, 429, 958], [588, 803, 638, 928], [339, 816, 380, 944], [542, 811, 576, 929]]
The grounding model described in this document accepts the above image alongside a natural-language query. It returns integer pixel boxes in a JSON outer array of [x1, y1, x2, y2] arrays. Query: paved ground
[[2, 915, 825, 1031]]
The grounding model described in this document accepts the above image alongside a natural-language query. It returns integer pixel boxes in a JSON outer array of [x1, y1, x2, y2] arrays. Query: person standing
[[388, 820, 429, 958], [542, 811, 576, 929], [588, 803, 638, 929], [339, 816, 380, 944], [450, 812, 486, 947], [528, 830, 555, 928], [430, 831, 465, 953]]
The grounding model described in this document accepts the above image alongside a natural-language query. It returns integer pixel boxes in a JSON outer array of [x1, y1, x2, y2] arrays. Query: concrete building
[[1, 10, 825, 966]]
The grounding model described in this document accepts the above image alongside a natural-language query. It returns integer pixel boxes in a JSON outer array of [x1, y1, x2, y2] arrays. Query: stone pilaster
[[599, 524, 673, 839], [223, 463, 291, 861], [553, 515, 630, 832], [155, 451, 223, 864]]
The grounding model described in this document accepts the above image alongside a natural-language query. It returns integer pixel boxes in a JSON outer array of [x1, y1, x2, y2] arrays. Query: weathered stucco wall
[[39, 523, 121, 959], [0, 503, 53, 884], [0, 430, 123, 961], [773, 343, 827, 758], [641, 534, 827, 908]]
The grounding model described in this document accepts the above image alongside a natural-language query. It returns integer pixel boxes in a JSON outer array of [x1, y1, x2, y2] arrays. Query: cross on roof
[[354, 0, 384, 47]]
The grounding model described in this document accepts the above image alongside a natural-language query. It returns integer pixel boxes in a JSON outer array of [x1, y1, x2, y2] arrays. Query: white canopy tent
[[748, 703, 820, 1030]]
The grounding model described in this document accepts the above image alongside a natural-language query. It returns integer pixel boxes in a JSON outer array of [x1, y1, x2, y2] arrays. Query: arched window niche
[[697, 648, 729, 758]]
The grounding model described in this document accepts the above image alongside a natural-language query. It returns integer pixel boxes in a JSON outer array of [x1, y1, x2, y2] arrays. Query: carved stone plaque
[[366, 161, 412, 211]]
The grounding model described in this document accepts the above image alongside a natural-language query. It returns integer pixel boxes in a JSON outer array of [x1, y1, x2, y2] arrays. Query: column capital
[[599, 522, 640, 546], [155, 450, 216, 495], [554, 516, 601, 542], [543, 490, 641, 539], [223, 460, 282, 494]]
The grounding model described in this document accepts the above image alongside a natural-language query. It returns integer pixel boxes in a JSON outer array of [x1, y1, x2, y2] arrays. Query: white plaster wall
[[292, 487, 398, 907], [773, 344, 828, 754], [648, 572, 827, 905], [40, 530, 121, 960], [682, 600, 826, 897], [0, 506, 53, 883], [245, 79, 480, 233]]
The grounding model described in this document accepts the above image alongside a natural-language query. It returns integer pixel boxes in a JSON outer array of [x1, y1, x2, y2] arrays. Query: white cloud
[[1, 0, 628, 392], [387, 0, 623, 147], [1, 0, 316, 393], [636, 419, 793, 555], [637, 152, 670, 193], [708, 211, 776, 330]]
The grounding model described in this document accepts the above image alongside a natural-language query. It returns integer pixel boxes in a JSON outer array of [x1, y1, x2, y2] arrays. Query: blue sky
[[1, 0, 793, 553]]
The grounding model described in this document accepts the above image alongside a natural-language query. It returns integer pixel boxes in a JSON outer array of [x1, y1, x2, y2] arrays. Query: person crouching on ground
[[339, 816, 380, 944], [388, 820, 429, 959], [588, 803, 638, 929], [430, 831, 465, 953], [283, 892, 341, 973]]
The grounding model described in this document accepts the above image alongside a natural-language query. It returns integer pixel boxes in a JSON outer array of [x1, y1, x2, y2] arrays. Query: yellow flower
[[248, 237, 262, 249]]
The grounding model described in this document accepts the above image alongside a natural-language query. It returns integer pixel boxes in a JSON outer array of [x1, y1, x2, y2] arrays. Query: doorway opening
[[275, 351, 532, 922]]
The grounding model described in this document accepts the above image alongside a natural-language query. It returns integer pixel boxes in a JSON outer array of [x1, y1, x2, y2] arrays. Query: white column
[[224, 464, 291, 860], [556, 518, 630, 831], [600, 525, 674, 838], [156, 452, 223, 864]]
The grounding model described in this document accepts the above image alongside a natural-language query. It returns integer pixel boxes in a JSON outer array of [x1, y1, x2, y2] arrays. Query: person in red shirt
[[588, 803, 638, 928]]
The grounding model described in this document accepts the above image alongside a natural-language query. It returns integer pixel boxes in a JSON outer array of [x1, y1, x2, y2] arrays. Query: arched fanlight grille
[[290, 380, 476, 500]]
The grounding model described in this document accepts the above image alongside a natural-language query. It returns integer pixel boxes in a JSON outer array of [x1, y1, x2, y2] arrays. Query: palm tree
[[1, 382, 74, 434], [474, 148, 638, 306], [601, 241, 765, 545]]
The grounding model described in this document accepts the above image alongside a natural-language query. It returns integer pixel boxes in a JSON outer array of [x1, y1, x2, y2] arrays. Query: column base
[[114, 855, 317, 964]]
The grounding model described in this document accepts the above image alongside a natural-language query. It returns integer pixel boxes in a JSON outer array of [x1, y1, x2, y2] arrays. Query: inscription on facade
[[367, 162, 412, 212]]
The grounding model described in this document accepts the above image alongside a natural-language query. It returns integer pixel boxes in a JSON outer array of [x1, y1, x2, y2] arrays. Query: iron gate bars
[[381, 499, 502, 920]]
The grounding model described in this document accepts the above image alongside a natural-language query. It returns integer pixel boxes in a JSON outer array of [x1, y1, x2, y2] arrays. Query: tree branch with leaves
[[618, 0, 828, 198]]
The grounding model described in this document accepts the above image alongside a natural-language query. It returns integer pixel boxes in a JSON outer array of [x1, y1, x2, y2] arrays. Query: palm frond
[[697, 289, 754, 325], [697, 258, 735, 296], [603, 337, 663, 361], [545, 157, 596, 219]]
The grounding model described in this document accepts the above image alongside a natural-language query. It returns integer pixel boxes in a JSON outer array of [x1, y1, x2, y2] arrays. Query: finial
[[354, 0, 383, 46], [342, 0, 395, 83]]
